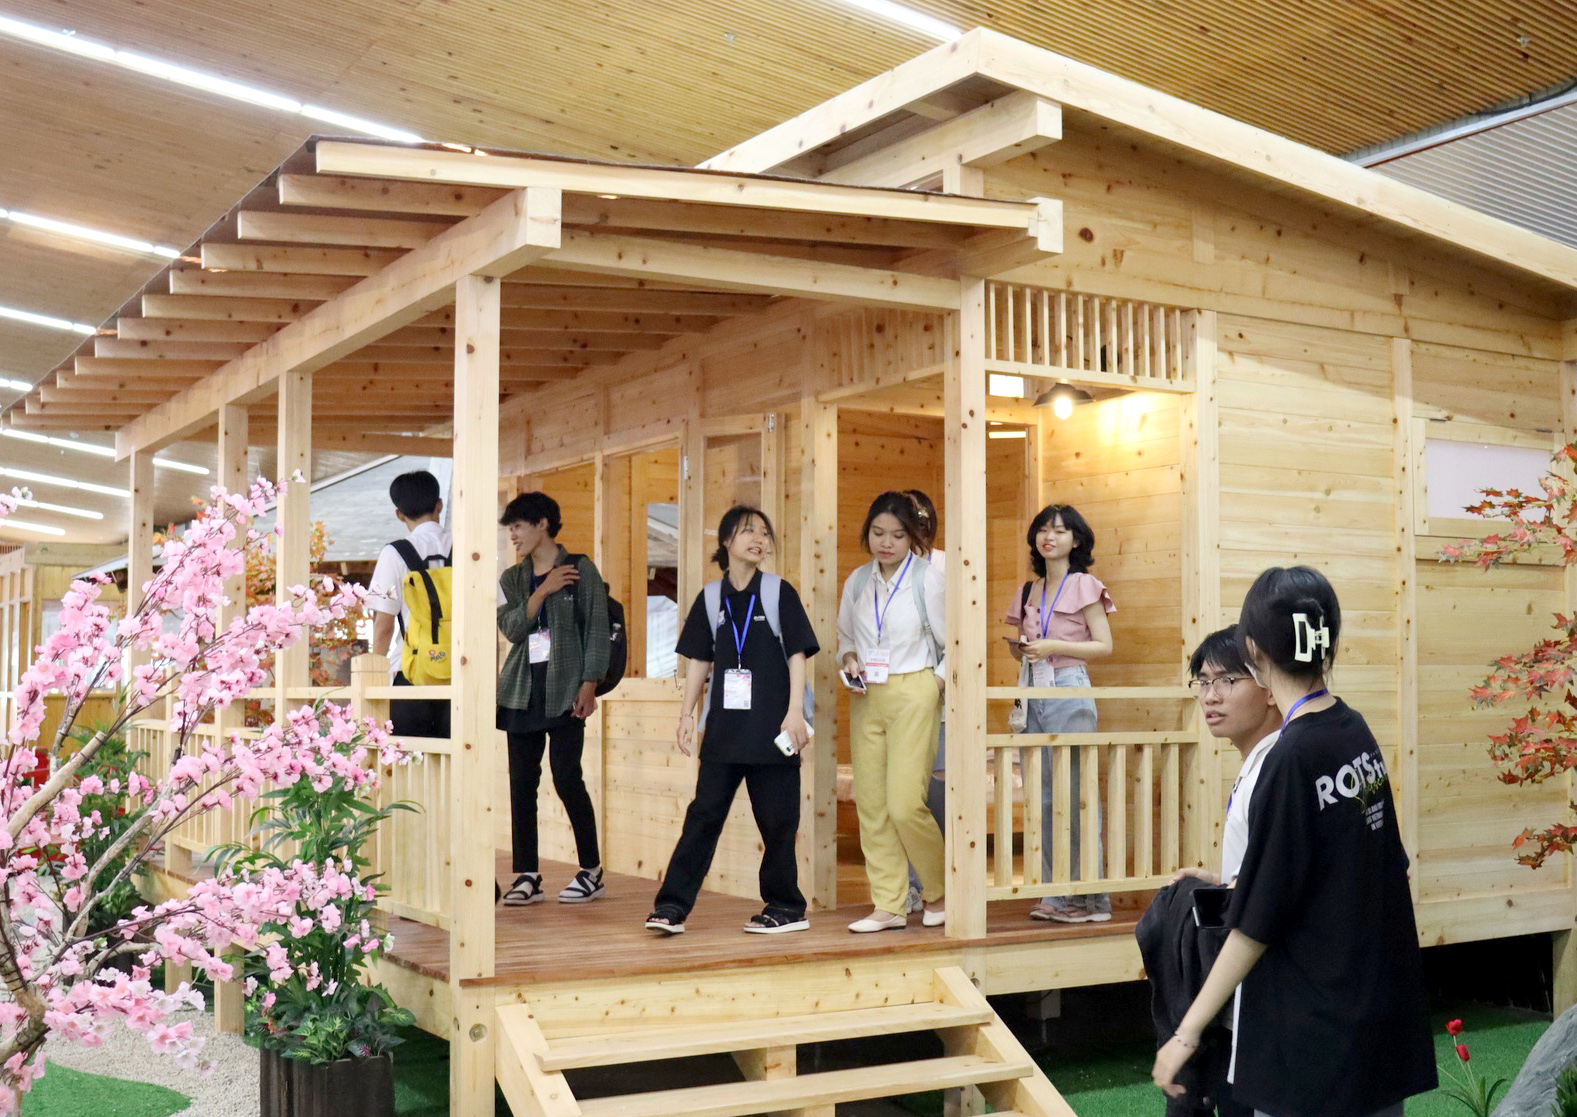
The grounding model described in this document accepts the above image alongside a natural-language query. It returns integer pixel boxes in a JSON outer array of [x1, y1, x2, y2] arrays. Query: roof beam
[[76, 357, 223, 378], [200, 243, 405, 276], [278, 174, 504, 217], [237, 211, 452, 249], [115, 318, 280, 343], [116, 186, 562, 456], [353, 343, 623, 366], [95, 338, 253, 361], [385, 327, 671, 351], [700, 32, 987, 174], [314, 362, 581, 382], [168, 271, 358, 301], [416, 306, 723, 331], [547, 230, 959, 311], [142, 294, 315, 322], [492, 287, 771, 314], [314, 140, 1035, 233], [816, 90, 1062, 187]]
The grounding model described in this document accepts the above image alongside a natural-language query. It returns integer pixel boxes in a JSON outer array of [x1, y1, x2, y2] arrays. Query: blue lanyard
[[1038, 571, 1071, 640], [871, 554, 914, 643], [724, 593, 757, 662], [1279, 688, 1329, 731]]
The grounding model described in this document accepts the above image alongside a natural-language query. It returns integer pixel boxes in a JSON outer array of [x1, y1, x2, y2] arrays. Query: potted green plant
[[219, 702, 417, 1117]]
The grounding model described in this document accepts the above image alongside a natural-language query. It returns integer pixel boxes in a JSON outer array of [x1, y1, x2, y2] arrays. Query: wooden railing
[[982, 684, 1200, 902], [131, 655, 454, 929], [984, 282, 1195, 391]]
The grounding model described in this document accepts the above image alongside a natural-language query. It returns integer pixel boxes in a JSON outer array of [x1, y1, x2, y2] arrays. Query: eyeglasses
[[1188, 675, 1246, 698]]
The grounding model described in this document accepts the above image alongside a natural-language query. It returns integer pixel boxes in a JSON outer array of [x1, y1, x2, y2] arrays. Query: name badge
[[528, 630, 551, 664], [723, 668, 753, 709], [863, 648, 891, 684]]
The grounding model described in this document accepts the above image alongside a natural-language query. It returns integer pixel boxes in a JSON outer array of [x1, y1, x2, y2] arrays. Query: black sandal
[[644, 906, 686, 935], [743, 910, 809, 935]]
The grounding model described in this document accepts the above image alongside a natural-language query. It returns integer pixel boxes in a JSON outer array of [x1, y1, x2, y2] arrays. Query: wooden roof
[[5, 138, 1045, 457]]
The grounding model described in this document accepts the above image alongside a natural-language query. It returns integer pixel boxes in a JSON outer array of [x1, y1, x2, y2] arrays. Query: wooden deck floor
[[379, 855, 1146, 986]]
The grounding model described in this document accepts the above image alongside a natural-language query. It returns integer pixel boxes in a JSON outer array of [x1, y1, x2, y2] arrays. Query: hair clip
[[1292, 612, 1330, 663]]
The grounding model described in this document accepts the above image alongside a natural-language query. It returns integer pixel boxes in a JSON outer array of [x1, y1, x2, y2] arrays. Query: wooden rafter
[[117, 186, 562, 454], [95, 339, 253, 361], [236, 211, 453, 249], [115, 319, 281, 343], [168, 271, 359, 301], [200, 244, 405, 276], [141, 295, 316, 322]]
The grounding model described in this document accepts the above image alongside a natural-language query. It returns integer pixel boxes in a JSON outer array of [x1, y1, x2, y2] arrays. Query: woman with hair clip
[[645, 506, 818, 936], [1005, 503, 1115, 922], [1151, 566, 1435, 1117], [838, 491, 947, 933], [902, 490, 947, 915]]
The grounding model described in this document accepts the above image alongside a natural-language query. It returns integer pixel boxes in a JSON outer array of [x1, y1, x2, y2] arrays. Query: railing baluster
[[986, 283, 998, 361], [1050, 744, 1071, 884], [1079, 743, 1100, 882], [1024, 746, 1045, 885], [1161, 741, 1181, 872], [1136, 743, 1155, 877], [1106, 743, 1127, 882], [1055, 292, 1069, 369], [994, 749, 1013, 887]]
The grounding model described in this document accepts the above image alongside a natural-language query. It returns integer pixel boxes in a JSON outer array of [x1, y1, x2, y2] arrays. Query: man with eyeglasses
[[1178, 626, 1282, 887]]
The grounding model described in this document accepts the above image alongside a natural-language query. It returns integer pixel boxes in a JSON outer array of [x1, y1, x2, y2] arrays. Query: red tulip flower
[[1457, 1043, 1471, 1062], [1447, 1019, 1464, 1037]]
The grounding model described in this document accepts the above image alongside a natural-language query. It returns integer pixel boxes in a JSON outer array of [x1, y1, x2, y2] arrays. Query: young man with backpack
[[368, 470, 453, 739], [496, 492, 612, 907]]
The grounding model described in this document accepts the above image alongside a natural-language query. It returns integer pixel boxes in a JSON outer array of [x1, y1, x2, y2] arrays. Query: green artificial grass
[[20, 1064, 188, 1117]]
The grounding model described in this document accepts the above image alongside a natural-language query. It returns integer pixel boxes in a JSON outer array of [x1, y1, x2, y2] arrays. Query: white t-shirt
[[1220, 729, 1280, 884], [367, 520, 452, 682]]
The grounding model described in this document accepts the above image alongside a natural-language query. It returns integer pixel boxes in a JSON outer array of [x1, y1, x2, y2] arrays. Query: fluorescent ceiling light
[[0, 377, 31, 393], [0, 14, 425, 143], [0, 303, 96, 334], [0, 429, 210, 475], [829, 0, 960, 40], [988, 373, 1026, 398], [0, 466, 127, 498], [987, 429, 1027, 439], [0, 207, 181, 258], [13, 496, 102, 520], [0, 517, 67, 537]]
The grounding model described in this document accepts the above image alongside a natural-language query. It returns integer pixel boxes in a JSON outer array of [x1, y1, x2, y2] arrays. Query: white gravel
[[40, 999, 257, 1116]]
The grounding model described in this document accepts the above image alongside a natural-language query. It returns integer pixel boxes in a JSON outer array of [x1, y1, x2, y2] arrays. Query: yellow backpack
[[391, 540, 453, 685]]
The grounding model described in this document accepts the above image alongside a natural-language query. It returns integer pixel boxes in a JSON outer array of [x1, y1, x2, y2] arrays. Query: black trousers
[[654, 761, 804, 920], [506, 722, 600, 873], [390, 672, 450, 739]]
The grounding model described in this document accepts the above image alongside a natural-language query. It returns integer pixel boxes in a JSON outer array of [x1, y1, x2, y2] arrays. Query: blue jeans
[[1020, 664, 1101, 885]]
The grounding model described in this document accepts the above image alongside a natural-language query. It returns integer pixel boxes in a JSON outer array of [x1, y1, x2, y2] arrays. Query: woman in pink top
[[1005, 503, 1115, 922]]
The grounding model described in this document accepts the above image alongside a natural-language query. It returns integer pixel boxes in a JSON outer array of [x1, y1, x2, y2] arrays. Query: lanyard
[[1279, 688, 1329, 731], [724, 593, 757, 662], [1038, 571, 1071, 640], [871, 554, 914, 643]]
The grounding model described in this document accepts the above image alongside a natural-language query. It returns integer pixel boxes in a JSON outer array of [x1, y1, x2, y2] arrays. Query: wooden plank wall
[[1410, 342, 1571, 908]]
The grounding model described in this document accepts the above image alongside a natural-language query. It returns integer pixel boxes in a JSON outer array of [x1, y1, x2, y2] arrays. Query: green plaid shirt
[[496, 546, 611, 716]]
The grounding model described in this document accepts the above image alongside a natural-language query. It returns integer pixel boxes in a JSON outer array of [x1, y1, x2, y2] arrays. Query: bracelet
[[1170, 1033, 1199, 1050]]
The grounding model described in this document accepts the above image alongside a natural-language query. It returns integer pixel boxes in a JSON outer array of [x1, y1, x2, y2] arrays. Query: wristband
[[1170, 1033, 1199, 1050]]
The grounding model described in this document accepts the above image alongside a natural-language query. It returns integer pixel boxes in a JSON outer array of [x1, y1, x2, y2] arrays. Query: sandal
[[644, 906, 686, 935], [743, 910, 809, 935]]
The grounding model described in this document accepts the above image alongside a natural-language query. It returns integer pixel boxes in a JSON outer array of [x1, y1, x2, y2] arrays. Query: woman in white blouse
[[837, 492, 947, 933]]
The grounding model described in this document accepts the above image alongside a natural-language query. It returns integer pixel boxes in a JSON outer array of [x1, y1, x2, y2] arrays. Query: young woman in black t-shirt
[[644, 506, 820, 936], [1152, 566, 1435, 1117]]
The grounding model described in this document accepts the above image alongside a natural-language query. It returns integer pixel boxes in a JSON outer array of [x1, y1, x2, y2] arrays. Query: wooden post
[[211, 402, 249, 1034], [1178, 309, 1220, 870], [273, 371, 312, 711], [449, 273, 502, 1116], [944, 278, 988, 940], [1391, 339, 1421, 902], [799, 399, 839, 909]]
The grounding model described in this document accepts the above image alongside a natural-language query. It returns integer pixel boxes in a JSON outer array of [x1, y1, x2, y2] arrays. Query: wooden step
[[575, 1052, 1036, 1117], [537, 1000, 994, 1071]]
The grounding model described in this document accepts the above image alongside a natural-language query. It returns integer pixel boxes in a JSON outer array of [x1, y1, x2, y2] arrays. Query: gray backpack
[[698, 573, 814, 731]]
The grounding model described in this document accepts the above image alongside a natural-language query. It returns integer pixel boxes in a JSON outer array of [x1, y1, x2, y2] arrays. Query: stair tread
[[533, 1000, 993, 1071], [575, 1053, 1035, 1117]]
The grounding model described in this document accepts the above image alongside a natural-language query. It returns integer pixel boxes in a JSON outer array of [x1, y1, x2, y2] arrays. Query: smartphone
[[840, 670, 867, 693], [773, 725, 814, 756], [1191, 885, 1231, 928]]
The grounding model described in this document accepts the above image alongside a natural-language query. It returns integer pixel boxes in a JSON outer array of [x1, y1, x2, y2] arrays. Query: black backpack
[[566, 554, 626, 696]]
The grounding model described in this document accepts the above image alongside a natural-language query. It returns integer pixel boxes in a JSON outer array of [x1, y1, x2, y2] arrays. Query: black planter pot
[[259, 1047, 394, 1117]]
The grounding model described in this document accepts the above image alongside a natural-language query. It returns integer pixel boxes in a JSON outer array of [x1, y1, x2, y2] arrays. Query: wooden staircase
[[495, 966, 1077, 1117]]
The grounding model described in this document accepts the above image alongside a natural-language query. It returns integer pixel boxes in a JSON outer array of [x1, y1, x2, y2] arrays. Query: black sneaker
[[501, 872, 543, 906], [558, 866, 605, 904]]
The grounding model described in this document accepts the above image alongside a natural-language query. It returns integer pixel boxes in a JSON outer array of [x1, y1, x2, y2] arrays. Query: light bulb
[[1053, 393, 1073, 420]]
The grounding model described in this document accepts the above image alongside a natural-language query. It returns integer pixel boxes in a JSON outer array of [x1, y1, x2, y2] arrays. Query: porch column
[[944, 278, 988, 940], [127, 451, 155, 616], [274, 371, 312, 700], [799, 398, 839, 908], [449, 274, 501, 1116]]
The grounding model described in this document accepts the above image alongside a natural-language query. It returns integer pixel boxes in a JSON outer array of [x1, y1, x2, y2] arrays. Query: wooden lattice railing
[[985, 282, 1195, 390], [982, 684, 1202, 901]]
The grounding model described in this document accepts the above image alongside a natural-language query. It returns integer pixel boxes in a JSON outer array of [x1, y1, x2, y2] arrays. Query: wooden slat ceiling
[[2, 0, 1576, 543]]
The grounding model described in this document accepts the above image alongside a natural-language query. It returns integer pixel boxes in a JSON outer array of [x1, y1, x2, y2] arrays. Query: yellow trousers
[[850, 668, 944, 912]]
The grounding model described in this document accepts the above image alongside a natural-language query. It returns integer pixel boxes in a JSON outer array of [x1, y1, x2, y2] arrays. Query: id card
[[528, 630, 551, 664], [863, 648, 891, 684], [723, 668, 753, 709]]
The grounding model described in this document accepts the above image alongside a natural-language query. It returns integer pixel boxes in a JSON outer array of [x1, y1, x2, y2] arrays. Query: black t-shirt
[[1226, 699, 1436, 1117], [675, 572, 819, 765]]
